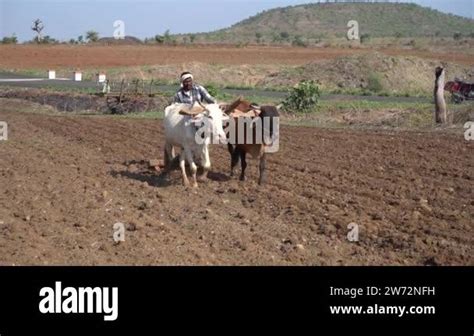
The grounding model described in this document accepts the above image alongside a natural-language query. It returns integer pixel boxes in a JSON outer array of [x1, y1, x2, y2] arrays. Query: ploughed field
[[0, 45, 473, 69], [0, 103, 472, 265]]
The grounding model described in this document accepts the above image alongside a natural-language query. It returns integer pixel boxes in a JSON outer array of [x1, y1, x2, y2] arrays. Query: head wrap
[[180, 73, 193, 83]]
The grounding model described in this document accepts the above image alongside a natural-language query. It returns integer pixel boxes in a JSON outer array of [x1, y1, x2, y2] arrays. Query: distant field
[[0, 45, 473, 70], [0, 45, 360, 68]]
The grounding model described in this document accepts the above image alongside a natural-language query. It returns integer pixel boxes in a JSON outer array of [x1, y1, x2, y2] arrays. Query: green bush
[[282, 80, 320, 113], [292, 36, 307, 47], [280, 32, 290, 40], [204, 84, 231, 100], [205, 84, 220, 98], [39, 35, 59, 44], [367, 73, 383, 93], [154, 34, 164, 44], [360, 33, 370, 44], [86, 30, 99, 43], [1, 35, 18, 44]]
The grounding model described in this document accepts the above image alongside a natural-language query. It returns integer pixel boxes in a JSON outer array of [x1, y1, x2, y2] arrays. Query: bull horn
[[225, 96, 245, 114]]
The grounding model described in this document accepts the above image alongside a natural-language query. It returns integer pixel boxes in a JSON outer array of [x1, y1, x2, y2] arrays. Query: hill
[[184, 2, 474, 44]]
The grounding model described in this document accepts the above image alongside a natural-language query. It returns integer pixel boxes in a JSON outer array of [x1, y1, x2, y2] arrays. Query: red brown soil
[[0, 99, 472, 265], [0, 45, 472, 69]]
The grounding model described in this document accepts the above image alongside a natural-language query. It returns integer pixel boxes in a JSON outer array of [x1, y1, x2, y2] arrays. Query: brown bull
[[224, 97, 279, 185]]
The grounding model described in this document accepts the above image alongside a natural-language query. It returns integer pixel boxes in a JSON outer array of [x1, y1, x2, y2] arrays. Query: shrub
[[367, 73, 384, 93], [360, 33, 370, 44], [1, 34, 18, 44], [154, 34, 164, 44], [292, 36, 307, 47], [280, 32, 290, 40], [86, 30, 99, 43], [282, 80, 320, 113], [205, 84, 220, 98], [40, 35, 59, 44]]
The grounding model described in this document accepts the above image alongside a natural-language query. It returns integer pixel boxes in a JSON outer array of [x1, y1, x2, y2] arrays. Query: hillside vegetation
[[183, 3, 474, 45]]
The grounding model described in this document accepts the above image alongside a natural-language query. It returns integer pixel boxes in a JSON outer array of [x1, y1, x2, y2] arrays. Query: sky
[[0, 0, 473, 42]]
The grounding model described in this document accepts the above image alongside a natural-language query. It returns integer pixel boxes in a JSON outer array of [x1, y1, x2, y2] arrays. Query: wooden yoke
[[179, 103, 207, 116]]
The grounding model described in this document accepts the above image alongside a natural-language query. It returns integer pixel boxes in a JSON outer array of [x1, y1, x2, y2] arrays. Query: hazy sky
[[0, 0, 473, 42]]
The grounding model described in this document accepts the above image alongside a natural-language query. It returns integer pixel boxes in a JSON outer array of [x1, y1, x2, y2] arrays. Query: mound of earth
[[97, 36, 143, 45], [260, 52, 474, 95]]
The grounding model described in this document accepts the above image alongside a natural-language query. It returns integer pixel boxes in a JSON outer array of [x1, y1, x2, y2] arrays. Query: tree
[[86, 30, 99, 43], [31, 19, 44, 43], [255, 32, 263, 44], [40, 35, 58, 44], [280, 31, 290, 40], [272, 33, 282, 43], [163, 29, 175, 44], [189, 34, 196, 43], [1, 34, 18, 44], [77, 35, 84, 44], [154, 34, 164, 44], [292, 35, 307, 47], [453, 32, 462, 40]]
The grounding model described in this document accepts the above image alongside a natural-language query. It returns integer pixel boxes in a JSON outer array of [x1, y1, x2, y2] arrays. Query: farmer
[[174, 72, 217, 105]]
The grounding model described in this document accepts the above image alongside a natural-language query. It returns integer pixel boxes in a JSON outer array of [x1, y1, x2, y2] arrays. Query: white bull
[[163, 103, 228, 188]]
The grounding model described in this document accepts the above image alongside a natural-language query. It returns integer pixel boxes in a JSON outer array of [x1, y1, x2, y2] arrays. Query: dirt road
[[0, 100, 472, 265]]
